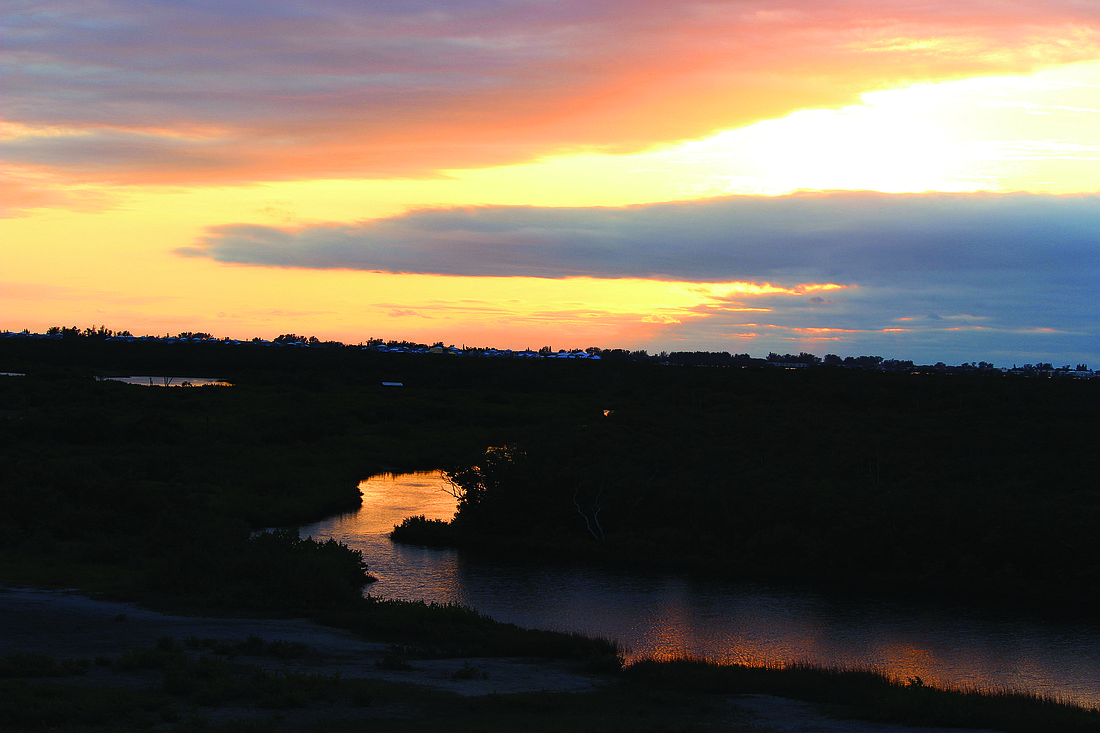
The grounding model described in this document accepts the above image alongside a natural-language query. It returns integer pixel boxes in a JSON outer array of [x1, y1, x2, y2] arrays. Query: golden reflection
[[300, 472, 1100, 708], [877, 642, 941, 687], [637, 583, 697, 662], [355, 470, 458, 534], [634, 588, 837, 669], [714, 619, 832, 669]]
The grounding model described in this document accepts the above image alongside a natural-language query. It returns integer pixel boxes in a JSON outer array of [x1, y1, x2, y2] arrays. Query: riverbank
[[1, 585, 1027, 733]]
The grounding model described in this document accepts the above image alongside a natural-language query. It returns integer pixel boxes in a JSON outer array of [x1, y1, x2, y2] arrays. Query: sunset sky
[[3, 0, 1099, 366]]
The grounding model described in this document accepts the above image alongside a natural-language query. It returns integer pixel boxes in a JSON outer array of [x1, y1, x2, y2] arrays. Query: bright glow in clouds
[[3, 1, 1100, 367], [699, 62, 1100, 194], [448, 60, 1100, 198]]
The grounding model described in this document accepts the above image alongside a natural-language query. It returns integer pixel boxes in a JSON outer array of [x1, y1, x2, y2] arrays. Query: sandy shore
[[0, 585, 1004, 732], [0, 585, 602, 694]]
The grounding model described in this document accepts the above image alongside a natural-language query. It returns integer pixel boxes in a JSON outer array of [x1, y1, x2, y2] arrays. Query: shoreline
[[0, 584, 603, 698], [0, 584, 1015, 733]]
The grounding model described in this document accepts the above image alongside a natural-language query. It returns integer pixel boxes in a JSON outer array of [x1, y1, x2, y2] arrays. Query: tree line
[[7, 324, 1071, 372]]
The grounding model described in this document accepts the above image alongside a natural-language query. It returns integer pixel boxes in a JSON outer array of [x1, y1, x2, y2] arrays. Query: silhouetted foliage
[[3, 334, 1100, 614]]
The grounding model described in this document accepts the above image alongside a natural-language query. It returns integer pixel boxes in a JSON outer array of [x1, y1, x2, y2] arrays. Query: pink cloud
[[4, 1, 1098, 184]]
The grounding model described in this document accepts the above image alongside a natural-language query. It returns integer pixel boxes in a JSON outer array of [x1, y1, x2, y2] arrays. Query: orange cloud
[[4, 1, 1098, 185]]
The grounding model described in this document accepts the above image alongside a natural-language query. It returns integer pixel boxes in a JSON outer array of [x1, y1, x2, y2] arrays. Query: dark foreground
[[8, 585, 1096, 733], [3, 338, 1100, 730]]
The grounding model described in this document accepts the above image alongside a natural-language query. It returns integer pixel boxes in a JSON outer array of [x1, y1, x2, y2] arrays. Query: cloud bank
[[179, 191, 1099, 284], [4, 0, 1099, 183], [177, 191, 1100, 362]]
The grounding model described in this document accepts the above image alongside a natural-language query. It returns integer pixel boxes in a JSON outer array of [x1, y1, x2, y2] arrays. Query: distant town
[[1, 325, 1094, 378]]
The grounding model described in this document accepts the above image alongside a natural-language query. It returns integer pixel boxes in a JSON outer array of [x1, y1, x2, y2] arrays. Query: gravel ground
[[0, 585, 1005, 732]]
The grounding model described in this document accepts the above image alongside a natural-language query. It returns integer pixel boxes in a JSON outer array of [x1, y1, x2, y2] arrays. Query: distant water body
[[97, 376, 230, 387], [300, 471, 1100, 708]]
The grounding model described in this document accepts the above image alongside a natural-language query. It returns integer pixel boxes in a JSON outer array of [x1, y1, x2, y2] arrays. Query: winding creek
[[298, 471, 1100, 708]]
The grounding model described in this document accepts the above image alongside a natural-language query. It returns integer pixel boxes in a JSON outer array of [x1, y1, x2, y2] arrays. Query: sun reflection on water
[[299, 471, 1100, 708]]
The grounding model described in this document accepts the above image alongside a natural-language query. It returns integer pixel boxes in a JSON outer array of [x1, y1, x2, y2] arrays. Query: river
[[298, 471, 1100, 708]]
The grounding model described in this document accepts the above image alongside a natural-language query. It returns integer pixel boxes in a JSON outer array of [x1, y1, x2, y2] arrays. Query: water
[[299, 471, 1100, 708], [97, 374, 229, 385]]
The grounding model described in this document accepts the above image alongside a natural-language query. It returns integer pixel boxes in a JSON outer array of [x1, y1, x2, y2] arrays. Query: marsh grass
[[624, 657, 1100, 733], [116, 645, 182, 671], [0, 650, 89, 677], [322, 682, 741, 733], [122, 642, 343, 709], [6, 644, 1100, 732], [0, 644, 425, 731], [0, 679, 173, 730], [315, 596, 625, 664], [177, 634, 308, 658]]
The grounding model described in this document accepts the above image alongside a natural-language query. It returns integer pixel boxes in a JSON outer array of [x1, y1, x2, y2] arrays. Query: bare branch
[[442, 471, 463, 499], [573, 485, 604, 541]]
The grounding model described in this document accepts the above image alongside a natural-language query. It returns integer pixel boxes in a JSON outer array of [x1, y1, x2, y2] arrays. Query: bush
[[143, 528, 374, 611]]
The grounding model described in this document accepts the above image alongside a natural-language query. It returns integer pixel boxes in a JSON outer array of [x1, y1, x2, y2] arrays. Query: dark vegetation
[[3, 644, 1099, 733], [4, 332, 1100, 608], [0, 636, 359, 731], [624, 659, 1100, 733], [0, 336, 625, 656], [390, 362, 1100, 611], [3, 334, 1100, 729]]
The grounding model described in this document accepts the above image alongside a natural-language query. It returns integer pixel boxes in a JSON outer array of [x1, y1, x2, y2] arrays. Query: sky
[[3, 1, 1099, 366]]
